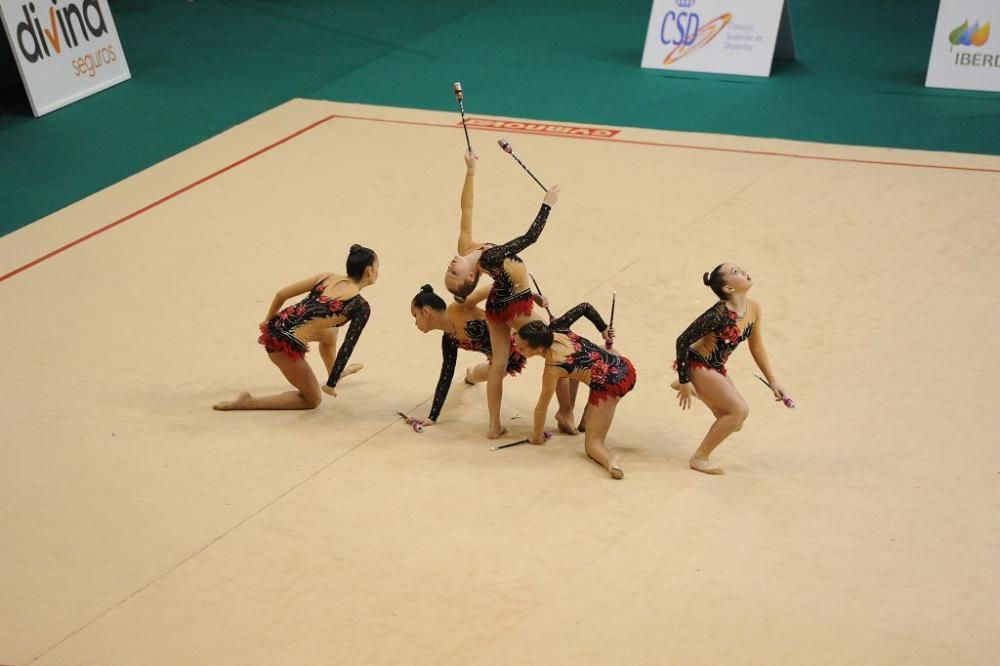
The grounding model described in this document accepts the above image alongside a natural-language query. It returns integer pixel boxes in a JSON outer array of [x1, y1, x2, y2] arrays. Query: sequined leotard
[[548, 302, 608, 334], [427, 304, 527, 422], [547, 331, 637, 405], [674, 300, 759, 384], [478, 203, 551, 324], [258, 277, 371, 387]]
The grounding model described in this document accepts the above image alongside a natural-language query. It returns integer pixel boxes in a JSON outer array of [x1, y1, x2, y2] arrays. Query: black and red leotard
[[674, 300, 759, 384], [478, 203, 550, 324], [548, 331, 636, 405], [258, 278, 371, 387], [427, 307, 527, 422]]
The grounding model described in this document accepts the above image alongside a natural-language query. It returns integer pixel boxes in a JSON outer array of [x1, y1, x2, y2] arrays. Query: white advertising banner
[[641, 0, 794, 77], [0, 0, 130, 116], [925, 0, 999, 92]]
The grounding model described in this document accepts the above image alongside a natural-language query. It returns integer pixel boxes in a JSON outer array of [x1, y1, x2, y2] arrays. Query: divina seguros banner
[[0, 0, 130, 116], [926, 0, 998, 92], [640, 0, 794, 78]]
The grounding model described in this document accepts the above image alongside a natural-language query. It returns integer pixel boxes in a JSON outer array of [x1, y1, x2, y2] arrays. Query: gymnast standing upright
[[443, 150, 562, 438], [672, 263, 789, 474]]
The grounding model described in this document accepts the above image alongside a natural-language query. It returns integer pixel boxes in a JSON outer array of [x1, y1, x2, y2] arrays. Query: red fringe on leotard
[[258, 325, 307, 361], [485, 296, 534, 325], [589, 356, 637, 405]]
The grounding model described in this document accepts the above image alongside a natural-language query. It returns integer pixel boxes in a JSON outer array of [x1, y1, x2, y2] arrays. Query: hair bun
[[349, 244, 363, 253], [702, 272, 711, 286], [420, 284, 434, 293]]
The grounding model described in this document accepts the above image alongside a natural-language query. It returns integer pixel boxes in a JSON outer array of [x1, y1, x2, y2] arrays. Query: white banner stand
[[926, 0, 999, 93], [641, 0, 795, 77], [0, 0, 130, 116]]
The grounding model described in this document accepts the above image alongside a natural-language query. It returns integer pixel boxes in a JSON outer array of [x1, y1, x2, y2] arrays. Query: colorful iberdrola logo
[[949, 20, 990, 47], [659, 0, 732, 66]]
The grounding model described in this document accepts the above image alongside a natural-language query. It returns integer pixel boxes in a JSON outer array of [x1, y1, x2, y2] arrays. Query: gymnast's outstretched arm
[[549, 302, 608, 334], [427, 334, 460, 422], [325, 297, 371, 389], [478, 186, 559, 269], [530, 369, 560, 445], [457, 151, 482, 254], [746, 306, 787, 402]]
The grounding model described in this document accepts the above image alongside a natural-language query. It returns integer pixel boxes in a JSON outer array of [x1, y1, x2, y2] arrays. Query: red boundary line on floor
[[334, 114, 1000, 174], [3, 110, 997, 283], [0, 115, 337, 284]]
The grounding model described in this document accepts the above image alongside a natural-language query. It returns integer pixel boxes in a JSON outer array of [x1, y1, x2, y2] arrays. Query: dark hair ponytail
[[346, 244, 377, 279], [518, 320, 554, 349], [704, 264, 728, 300], [412, 284, 447, 311]]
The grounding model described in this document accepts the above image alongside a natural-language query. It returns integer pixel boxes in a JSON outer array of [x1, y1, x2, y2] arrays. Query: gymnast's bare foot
[[689, 456, 724, 475], [340, 363, 364, 378], [608, 455, 624, 480], [213, 391, 252, 411], [555, 411, 579, 435], [487, 424, 508, 440]]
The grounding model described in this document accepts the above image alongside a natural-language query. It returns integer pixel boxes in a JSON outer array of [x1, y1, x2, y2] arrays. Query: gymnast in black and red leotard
[[213, 245, 378, 411], [405, 285, 613, 429], [405, 284, 527, 426], [442, 150, 559, 438], [515, 320, 636, 480], [672, 263, 789, 474]]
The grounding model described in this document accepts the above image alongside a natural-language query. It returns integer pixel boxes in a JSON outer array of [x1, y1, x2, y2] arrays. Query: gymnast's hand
[[322, 385, 337, 397], [677, 382, 695, 410], [768, 381, 787, 402], [533, 293, 550, 310], [602, 327, 615, 345], [465, 150, 478, 171], [543, 184, 560, 207]]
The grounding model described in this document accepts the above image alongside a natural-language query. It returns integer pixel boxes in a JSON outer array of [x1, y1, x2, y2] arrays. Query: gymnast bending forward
[[213, 245, 377, 411], [547, 302, 615, 430], [407, 288, 613, 429], [515, 321, 636, 479], [443, 149, 561, 438], [406, 283, 528, 426], [672, 263, 789, 474]]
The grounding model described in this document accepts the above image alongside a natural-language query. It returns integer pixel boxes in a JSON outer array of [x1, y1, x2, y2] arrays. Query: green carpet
[[1, 0, 997, 237]]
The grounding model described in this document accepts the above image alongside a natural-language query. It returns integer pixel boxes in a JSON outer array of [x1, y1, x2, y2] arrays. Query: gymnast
[[405, 283, 527, 426], [213, 245, 377, 411], [547, 302, 614, 432], [672, 263, 788, 474], [406, 287, 614, 428], [515, 320, 637, 479], [443, 149, 560, 438]]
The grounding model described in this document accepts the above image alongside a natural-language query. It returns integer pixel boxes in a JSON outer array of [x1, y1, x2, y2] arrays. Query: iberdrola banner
[[926, 0, 999, 92], [0, 0, 131, 116], [640, 0, 795, 78]]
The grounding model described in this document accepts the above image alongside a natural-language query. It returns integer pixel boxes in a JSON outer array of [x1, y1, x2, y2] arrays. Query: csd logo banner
[[926, 0, 999, 92], [0, 0, 130, 116], [640, 0, 794, 77]]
